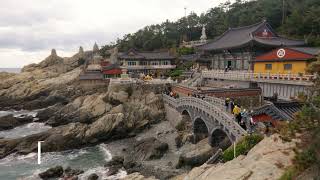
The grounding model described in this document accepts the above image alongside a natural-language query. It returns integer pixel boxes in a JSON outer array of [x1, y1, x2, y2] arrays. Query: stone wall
[[171, 85, 262, 110]]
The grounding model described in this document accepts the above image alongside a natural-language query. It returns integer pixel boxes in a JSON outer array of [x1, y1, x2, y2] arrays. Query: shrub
[[279, 167, 295, 180], [222, 134, 263, 162], [170, 69, 183, 77]]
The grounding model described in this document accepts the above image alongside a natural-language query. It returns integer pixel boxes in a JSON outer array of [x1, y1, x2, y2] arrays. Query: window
[[151, 61, 159, 65], [284, 64, 292, 70], [162, 61, 168, 65], [128, 61, 136, 66], [265, 64, 272, 70]]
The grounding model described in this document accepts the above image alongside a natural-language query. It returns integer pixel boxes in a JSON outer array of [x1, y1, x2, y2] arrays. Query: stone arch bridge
[[163, 94, 247, 146]]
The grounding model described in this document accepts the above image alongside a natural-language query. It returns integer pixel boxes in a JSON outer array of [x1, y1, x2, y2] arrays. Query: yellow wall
[[254, 61, 309, 75]]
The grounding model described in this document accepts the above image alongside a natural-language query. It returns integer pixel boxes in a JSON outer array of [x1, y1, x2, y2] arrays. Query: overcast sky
[[0, 0, 231, 68]]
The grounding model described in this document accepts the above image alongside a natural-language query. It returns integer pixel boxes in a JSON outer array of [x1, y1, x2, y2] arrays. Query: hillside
[[107, 0, 320, 52]]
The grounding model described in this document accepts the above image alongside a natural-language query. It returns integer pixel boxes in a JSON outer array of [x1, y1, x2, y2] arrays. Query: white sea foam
[[99, 144, 112, 162], [0, 122, 51, 139]]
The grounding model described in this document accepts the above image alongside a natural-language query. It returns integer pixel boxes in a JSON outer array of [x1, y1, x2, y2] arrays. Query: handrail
[[163, 94, 247, 139], [202, 70, 315, 82]]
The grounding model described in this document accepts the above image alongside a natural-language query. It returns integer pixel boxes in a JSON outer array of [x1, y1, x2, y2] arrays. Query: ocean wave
[[99, 144, 112, 162]]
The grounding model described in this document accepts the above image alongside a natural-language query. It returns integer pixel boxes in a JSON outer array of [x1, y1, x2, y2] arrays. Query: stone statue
[[93, 42, 99, 52], [200, 26, 207, 41], [51, 49, 57, 56], [79, 46, 84, 54], [110, 47, 119, 64]]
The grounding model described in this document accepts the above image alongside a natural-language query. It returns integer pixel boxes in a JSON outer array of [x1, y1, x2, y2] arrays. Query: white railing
[[121, 65, 176, 70], [203, 96, 225, 109], [202, 70, 314, 83], [163, 94, 247, 140], [181, 40, 209, 47]]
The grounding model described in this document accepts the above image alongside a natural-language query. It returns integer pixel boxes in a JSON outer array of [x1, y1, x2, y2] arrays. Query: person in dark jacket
[[225, 98, 230, 111]]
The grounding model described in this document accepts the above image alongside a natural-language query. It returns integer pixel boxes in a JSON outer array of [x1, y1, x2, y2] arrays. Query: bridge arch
[[181, 109, 192, 122], [210, 128, 232, 150], [193, 117, 209, 143]]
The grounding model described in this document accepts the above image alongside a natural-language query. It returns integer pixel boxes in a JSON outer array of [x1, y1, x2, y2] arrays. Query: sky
[[0, 0, 231, 68]]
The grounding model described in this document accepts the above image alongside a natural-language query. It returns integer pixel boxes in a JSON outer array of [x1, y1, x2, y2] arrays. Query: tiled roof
[[198, 20, 305, 51], [102, 63, 121, 71], [289, 47, 320, 56], [179, 54, 200, 61], [79, 71, 103, 80], [250, 101, 302, 121], [118, 49, 175, 60]]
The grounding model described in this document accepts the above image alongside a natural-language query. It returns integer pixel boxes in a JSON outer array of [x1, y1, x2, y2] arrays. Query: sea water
[[0, 110, 126, 180]]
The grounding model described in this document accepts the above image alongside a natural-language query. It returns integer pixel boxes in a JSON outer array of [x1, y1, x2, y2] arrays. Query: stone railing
[[202, 70, 314, 84], [203, 96, 225, 109], [163, 94, 246, 141], [181, 40, 209, 47]]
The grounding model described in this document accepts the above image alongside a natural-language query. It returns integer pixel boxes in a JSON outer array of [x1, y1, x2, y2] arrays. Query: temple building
[[197, 20, 306, 71], [79, 43, 107, 86], [101, 61, 122, 79], [253, 47, 320, 75], [118, 49, 176, 77], [249, 101, 302, 127]]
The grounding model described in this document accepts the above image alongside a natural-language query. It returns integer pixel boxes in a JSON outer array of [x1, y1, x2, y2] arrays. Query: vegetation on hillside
[[222, 134, 264, 162], [103, 0, 320, 52], [278, 56, 320, 179]]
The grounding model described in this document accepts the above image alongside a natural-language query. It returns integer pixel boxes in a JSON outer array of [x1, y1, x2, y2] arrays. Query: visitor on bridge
[[229, 100, 235, 114], [233, 105, 241, 123], [225, 98, 230, 111]]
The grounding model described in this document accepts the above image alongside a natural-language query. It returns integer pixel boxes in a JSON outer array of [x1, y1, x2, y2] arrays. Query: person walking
[[230, 100, 235, 114], [225, 98, 230, 111], [233, 105, 241, 123]]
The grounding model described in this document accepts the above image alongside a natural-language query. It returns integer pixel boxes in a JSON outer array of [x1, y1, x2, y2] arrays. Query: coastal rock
[[23, 94, 69, 110], [0, 84, 167, 161], [38, 166, 64, 179], [122, 172, 158, 180], [80, 93, 111, 118], [36, 104, 63, 122], [172, 134, 297, 180], [108, 91, 129, 104], [124, 137, 168, 169], [0, 114, 33, 131], [176, 138, 215, 168], [87, 173, 99, 180], [64, 167, 84, 178]]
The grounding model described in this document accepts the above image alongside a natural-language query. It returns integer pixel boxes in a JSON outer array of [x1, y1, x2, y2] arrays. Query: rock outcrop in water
[[0, 114, 34, 131], [38, 166, 84, 180], [0, 84, 166, 159]]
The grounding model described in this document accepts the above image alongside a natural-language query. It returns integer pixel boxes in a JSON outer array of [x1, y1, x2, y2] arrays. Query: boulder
[[87, 173, 99, 180], [38, 166, 64, 179], [0, 114, 33, 131], [109, 91, 129, 104], [124, 138, 168, 169], [177, 138, 215, 168], [37, 104, 63, 122], [105, 156, 124, 176], [109, 104, 124, 114], [64, 166, 84, 177]]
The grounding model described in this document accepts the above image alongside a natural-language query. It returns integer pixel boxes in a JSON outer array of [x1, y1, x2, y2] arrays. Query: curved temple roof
[[198, 20, 305, 51]]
